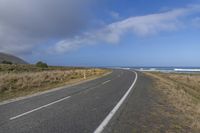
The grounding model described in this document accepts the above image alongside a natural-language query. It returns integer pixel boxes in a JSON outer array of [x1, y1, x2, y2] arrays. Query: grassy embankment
[[145, 72, 200, 132], [0, 64, 110, 102]]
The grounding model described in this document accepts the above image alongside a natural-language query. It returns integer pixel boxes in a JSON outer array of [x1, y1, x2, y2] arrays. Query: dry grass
[[0, 64, 88, 73], [145, 72, 200, 131], [0, 66, 110, 101]]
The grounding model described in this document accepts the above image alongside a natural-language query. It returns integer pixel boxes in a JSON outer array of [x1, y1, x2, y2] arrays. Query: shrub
[[2, 60, 13, 65], [35, 61, 48, 68]]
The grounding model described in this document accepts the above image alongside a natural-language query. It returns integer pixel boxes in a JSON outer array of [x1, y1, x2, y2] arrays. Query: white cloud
[[51, 5, 200, 53], [1, 1, 200, 55], [110, 11, 120, 19]]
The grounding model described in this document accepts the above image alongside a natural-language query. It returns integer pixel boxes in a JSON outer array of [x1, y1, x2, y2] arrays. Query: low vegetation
[[0, 64, 88, 73], [145, 72, 200, 132], [0, 64, 110, 101], [2, 60, 13, 65], [35, 61, 48, 68]]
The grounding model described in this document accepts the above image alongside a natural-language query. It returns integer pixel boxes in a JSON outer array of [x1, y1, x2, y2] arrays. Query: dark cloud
[[0, 0, 93, 55]]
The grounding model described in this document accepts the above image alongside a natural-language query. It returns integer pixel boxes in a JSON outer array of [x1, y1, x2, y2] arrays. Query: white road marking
[[0, 71, 112, 106], [10, 96, 71, 120], [102, 80, 111, 85], [94, 71, 138, 133]]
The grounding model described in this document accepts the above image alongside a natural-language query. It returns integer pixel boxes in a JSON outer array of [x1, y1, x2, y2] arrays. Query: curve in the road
[[94, 71, 138, 133]]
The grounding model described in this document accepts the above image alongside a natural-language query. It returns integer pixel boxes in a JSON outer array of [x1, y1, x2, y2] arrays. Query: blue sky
[[0, 0, 200, 66]]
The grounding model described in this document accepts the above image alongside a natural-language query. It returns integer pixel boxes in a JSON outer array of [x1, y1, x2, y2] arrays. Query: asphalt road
[[0, 69, 137, 133]]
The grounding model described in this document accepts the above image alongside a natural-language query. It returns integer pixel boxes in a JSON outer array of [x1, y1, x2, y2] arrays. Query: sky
[[0, 0, 200, 67]]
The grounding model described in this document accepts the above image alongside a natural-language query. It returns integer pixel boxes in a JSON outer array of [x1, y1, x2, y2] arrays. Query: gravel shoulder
[[104, 72, 198, 133]]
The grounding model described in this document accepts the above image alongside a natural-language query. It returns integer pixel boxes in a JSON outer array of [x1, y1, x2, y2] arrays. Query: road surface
[[0, 69, 137, 133]]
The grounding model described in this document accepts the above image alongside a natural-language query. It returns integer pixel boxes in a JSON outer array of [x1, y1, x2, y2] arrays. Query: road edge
[[94, 70, 138, 133], [0, 71, 112, 106]]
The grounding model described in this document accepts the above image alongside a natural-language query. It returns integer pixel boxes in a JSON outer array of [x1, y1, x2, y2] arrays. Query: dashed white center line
[[102, 80, 111, 85], [9, 96, 71, 120]]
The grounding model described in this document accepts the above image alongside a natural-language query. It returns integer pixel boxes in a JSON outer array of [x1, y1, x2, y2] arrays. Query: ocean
[[127, 67, 200, 73]]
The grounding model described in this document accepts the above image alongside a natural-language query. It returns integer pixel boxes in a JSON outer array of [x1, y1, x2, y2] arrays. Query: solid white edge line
[[93, 70, 138, 133], [9, 96, 71, 120]]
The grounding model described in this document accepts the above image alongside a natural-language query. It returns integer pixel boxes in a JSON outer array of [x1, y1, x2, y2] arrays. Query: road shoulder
[[104, 72, 195, 133], [0, 71, 112, 106]]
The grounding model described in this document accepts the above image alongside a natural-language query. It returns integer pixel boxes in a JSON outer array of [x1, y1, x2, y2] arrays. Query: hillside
[[0, 52, 27, 64]]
